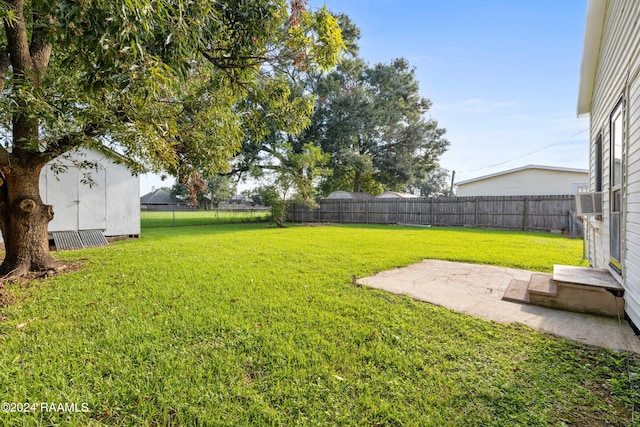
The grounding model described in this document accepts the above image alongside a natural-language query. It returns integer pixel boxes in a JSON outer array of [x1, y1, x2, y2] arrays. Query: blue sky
[[307, 0, 590, 185], [141, 1, 589, 194]]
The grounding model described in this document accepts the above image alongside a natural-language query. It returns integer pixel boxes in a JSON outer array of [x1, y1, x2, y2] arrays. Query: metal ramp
[[52, 230, 109, 251], [79, 229, 109, 247], [52, 231, 84, 250]]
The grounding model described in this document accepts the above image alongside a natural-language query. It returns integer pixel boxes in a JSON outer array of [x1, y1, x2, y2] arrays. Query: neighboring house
[[376, 192, 420, 199], [140, 188, 190, 210], [218, 194, 255, 209], [455, 165, 588, 197], [577, 0, 640, 330], [0, 146, 140, 246], [325, 191, 375, 200]]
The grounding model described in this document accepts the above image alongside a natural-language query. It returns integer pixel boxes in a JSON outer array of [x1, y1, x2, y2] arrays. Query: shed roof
[[376, 192, 420, 198], [576, 0, 607, 117], [140, 188, 186, 205], [456, 165, 588, 186], [326, 190, 375, 199]]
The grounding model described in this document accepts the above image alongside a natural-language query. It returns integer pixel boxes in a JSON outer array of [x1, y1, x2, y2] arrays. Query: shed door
[[78, 168, 107, 230], [43, 166, 107, 232], [44, 167, 79, 232]]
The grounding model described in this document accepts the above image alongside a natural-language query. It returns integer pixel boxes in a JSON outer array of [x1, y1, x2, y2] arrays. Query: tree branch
[[41, 123, 101, 161], [200, 47, 297, 88], [29, 0, 53, 77], [4, 0, 32, 76], [202, 53, 263, 70]]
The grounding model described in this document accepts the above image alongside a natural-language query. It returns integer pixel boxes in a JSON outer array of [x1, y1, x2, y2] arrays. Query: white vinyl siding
[[624, 34, 640, 327], [586, 0, 640, 327], [455, 168, 588, 197]]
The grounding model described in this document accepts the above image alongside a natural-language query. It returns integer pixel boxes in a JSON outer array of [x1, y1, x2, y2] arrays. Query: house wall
[[586, 0, 640, 327], [456, 169, 588, 197], [627, 69, 640, 327], [0, 147, 140, 243]]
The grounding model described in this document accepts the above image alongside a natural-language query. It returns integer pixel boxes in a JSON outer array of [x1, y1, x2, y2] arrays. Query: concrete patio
[[358, 259, 640, 354]]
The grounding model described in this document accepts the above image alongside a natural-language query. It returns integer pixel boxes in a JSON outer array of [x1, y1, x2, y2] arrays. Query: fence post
[[339, 200, 343, 224], [568, 210, 573, 236], [366, 200, 369, 224], [423, 199, 428, 225], [474, 197, 478, 227], [430, 197, 434, 226], [523, 198, 528, 231]]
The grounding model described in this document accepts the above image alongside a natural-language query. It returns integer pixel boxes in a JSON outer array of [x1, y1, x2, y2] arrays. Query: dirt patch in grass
[[0, 260, 84, 307]]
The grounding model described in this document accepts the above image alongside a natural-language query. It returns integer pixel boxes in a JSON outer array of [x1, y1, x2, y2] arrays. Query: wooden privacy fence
[[288, 195, 582, 235]]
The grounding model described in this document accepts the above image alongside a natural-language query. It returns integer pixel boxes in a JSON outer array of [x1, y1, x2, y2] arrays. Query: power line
[[466, 128, 589, 173]]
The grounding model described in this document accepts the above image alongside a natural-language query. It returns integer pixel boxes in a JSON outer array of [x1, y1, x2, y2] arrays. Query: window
[[609, 98, 624, 272], [612, 105, 623, 188], [595, 132, 603, 192]]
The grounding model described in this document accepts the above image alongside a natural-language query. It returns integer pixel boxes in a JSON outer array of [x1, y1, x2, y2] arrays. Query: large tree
[[0, 0, 343, 278], [226, 13, 357, 211], [307, 57, 449, 194]]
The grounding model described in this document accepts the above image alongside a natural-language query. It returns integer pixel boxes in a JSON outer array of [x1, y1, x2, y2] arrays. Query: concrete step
[[528, 273, 561, 309], [553, 265, 624, 297], [527, 273, 556, 296], [534, 266, 625, 317], [503, 279, 530, 304], [501, 266, 626, 318]]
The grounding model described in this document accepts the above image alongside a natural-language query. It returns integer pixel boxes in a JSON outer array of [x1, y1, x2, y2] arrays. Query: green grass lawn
[[1, 224, 638, 426], [140, 209, 270, 228]]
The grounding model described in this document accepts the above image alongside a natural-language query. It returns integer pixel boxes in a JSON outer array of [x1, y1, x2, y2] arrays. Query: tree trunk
[[0, 0, 59, 279], [353, 171, 362, 193], [0, 161, 58, 278]]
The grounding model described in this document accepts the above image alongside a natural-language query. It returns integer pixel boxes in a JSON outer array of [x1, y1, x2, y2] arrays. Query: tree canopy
[[407, 167, 453, 197], [0, 0, 344, 277], [170, 175, 237, 208], [0, 0, 343, 175], [219, 12, 449, 207], [227, 24, 450, 199], [307, 57, 450, 194]]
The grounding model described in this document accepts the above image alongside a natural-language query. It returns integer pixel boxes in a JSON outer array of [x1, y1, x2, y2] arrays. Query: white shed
[[455, 165, 588, 197], [0, 147, 140, 247], [376, 192, 420, 199], [577, 0, 640, 331]]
